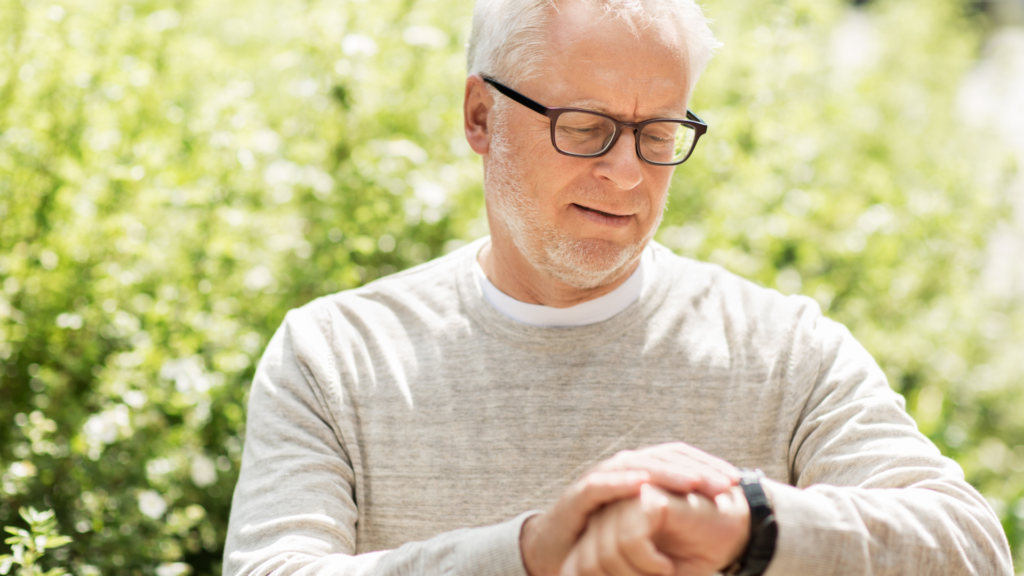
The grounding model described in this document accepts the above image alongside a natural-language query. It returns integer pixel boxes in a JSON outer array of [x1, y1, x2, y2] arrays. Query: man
[[223, 0, 1013, 574]]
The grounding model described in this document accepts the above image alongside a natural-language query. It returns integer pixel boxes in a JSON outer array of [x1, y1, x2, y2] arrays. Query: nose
[[593, 129, 644, 190]]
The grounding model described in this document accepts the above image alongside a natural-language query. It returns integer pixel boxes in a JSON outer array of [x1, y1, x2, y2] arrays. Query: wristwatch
[[722, 468, 777, 576]]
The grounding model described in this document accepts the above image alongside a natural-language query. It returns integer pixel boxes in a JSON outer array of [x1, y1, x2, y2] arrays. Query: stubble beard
[[485, 109, 658, 290]]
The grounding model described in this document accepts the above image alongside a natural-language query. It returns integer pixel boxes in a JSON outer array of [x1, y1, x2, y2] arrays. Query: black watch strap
[[723, 469, 777, 576]]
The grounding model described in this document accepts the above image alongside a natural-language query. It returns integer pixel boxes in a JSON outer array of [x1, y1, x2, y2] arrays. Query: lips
[[573, 203, 630, 218]]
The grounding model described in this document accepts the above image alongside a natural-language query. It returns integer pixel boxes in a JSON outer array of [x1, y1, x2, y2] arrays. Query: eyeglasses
[[482, 76, 707, 166]]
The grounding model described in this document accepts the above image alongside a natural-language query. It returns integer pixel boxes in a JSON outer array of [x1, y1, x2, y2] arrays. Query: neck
[[477, 235, 643, 308]]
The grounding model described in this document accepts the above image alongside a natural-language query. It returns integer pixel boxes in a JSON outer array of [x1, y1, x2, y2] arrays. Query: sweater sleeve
[[764, 315, 1012, 576], [222, 306, 534, 576]]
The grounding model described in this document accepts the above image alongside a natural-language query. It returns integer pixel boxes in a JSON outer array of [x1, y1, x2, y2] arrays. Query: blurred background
[[1, 0, 1023, 573]]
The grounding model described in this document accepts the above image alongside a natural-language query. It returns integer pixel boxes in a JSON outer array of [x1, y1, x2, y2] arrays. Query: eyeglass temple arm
[[485, 75, 706, 128], [481, 76, 549, 116]]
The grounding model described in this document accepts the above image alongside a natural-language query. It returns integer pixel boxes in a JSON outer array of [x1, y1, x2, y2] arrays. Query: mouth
[[573, 204, 630, 218], [571, 203, 633, 229]]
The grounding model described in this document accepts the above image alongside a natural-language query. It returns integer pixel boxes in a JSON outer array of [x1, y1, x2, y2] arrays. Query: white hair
[[467, 0, 720, 97]]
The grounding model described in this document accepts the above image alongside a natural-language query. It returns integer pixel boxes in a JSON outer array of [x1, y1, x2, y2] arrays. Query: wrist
[[724, 485, 751, 567], [722, 469, 777, 576], [516, 510, 548, 573], [519, 513, 541, 576]]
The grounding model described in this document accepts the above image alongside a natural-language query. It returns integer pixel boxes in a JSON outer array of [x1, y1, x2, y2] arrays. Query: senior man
[[223, 0, 1013, 575]]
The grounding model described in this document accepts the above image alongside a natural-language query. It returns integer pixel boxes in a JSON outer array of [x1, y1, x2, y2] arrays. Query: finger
[[620, 537, 674, 576], [578, 522, 613, 576], [592, 453, 705, 487], [593, 452, 734, 497], [595, 510, 649, 576], [556, 470, 652, 537], [683, 491, 718, 515], [649, 443, 740, 481], [639, 483, 670, 528], [662, 491, 721, 532], [604, 448, 736, 486], [637, 443, 740, 489], [646, 465, 732, 498], [614, 486, 673, 575], [559, 542, 584, 576]]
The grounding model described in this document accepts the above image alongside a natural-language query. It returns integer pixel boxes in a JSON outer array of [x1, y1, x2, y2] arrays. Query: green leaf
[[42, 537, 71, 550]]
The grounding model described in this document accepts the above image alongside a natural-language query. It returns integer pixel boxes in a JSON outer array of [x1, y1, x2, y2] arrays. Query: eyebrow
[[561, 98, 688, 120]]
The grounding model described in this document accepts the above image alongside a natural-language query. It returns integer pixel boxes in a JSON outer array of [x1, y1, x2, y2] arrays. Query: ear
[[464, 74, 494, 156]]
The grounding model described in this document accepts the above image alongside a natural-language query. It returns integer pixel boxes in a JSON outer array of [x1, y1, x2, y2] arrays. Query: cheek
[[646, 171, 674, 209], [525, 154, 587, 204]]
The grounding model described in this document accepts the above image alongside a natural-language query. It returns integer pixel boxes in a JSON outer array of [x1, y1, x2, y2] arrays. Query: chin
[[538, 235, 644, 290]]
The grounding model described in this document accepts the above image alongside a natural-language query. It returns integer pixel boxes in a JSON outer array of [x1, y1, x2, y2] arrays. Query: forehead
[[535, 0, 691, 118]]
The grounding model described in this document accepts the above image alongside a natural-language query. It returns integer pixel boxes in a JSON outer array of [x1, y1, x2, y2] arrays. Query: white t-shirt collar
[[473, 246, 650, 328]]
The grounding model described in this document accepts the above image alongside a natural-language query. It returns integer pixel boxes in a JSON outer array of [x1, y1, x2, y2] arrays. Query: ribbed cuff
[[761, 479, 847, 576], [451, 510, 542, 576]]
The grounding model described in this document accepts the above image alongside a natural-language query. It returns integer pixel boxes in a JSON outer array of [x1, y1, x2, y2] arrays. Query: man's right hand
[[519, 443, 739, 576], [558, 485, 750, 576]]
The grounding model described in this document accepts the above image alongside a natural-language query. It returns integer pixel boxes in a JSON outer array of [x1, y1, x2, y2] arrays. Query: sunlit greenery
[[1, 507, 72, 575], [1, 0, 1021, 573]]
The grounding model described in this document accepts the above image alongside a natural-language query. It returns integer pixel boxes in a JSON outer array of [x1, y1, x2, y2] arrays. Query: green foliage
[[0, 0, 1021, 574], [0, 507, 72, 576]]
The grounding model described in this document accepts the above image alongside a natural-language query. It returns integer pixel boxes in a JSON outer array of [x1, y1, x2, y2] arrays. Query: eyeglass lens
[[554, 111, 697, 164]]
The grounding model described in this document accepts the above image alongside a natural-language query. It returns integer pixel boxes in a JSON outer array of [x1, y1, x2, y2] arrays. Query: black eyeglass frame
[[482, 75, 708, 166]]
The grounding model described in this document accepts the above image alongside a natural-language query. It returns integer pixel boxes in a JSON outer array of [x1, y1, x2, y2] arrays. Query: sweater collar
[[472, 246, 650, 328], [455, 237, 674, 351]]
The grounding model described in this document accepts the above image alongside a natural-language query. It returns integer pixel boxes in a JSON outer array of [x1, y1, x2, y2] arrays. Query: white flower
[[160, 356, 212, 394], [122, 390, 147, 409], [10, 461, 37, 478], [190, 455, 217, 488], [402, 26, 448, 49], [138, 490, 167, 519], [243, 266, 274, 293], [414, 181, 448, 208], [155, 562, 192, 576], [146, 458, 177, 482], [263, 160, 301, 186], [83, 405, 130, 447], [342, 34, 378, 57], [374, 139, 427, 164], [145, 9, 181, 32], [40, 250, 59, 270]]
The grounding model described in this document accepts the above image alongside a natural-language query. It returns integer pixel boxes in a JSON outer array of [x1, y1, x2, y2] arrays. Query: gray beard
[[484, 111, 654, 290]]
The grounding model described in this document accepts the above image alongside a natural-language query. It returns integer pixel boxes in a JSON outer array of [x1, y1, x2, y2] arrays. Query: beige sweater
[[223, 239, 1012, 575]]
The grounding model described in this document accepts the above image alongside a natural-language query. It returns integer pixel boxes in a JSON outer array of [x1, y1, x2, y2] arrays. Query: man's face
[[484, 1, 691, 290]]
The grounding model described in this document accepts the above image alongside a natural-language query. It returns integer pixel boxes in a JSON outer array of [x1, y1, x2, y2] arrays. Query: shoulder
[[648, 245, 896, 428], [645, 242, 872, 396], [649, 242, 827, 339]]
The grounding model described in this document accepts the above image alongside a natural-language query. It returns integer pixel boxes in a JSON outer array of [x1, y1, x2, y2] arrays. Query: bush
[[0, 0, 1021, 573], [1, 507, 72, 576]]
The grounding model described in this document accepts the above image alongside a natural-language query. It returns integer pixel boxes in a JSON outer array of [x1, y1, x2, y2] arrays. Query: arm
[[560, 314, 1012, 576], [765, 316, 1012, 576], [223, 307, 737, 576], [223, 308, 533, 576]]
